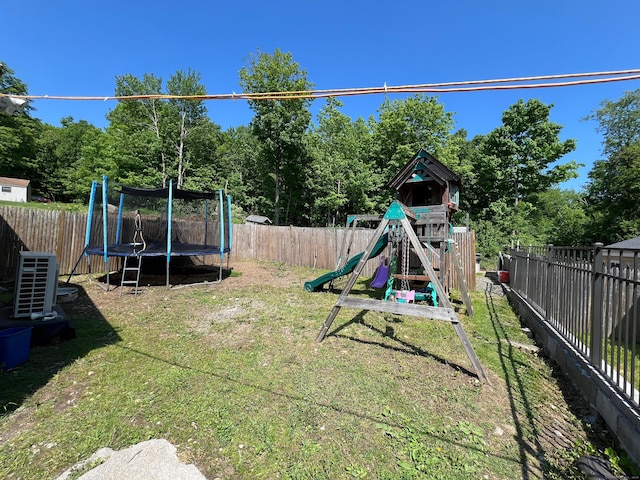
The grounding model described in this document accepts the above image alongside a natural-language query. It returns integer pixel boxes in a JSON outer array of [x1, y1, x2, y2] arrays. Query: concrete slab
[[56, 438, 206, 480]]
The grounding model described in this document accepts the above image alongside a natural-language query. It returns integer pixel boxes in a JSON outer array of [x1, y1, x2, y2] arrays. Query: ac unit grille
[[14, 252, 59, 318]]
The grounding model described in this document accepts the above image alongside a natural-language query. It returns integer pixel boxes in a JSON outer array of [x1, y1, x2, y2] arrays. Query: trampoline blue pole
[[227, 194, 233, 252], [84, 180, 98, 256], [116, 193, 125, 244], [219, 189, 225, 259], [166, 180, 173, 287], [102, 175, 108, 265]]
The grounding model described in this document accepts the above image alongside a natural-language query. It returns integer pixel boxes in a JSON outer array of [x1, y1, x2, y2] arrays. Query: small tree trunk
[[274, 162, 281, 225]]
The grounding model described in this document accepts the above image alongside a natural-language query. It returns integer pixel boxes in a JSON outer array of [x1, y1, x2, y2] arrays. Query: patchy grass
[[0, 261, 623, 479]]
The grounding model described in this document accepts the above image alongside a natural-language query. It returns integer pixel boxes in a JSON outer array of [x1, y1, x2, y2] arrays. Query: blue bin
[[0, 326, 33, 370]]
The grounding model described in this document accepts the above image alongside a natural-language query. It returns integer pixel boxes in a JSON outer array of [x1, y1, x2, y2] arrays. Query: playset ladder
[[316, 201, 489, 384], [120, 256, 142, 296]]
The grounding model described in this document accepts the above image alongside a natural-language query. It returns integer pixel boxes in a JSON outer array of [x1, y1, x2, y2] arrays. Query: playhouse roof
[[386, 149, 460, 191]]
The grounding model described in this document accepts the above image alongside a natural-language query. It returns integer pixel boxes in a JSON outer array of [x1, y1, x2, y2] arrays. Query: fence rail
[[0, 206, 476, 290]]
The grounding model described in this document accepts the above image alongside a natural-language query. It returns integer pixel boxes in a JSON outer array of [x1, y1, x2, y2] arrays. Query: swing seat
[[370, 264, 390, 288], [395, 289, 415, 303]]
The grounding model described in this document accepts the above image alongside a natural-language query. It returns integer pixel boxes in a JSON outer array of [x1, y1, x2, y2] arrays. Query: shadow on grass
[[0, 283, 121, 414], [483, 271, 616, 479], [93, 256, 233, 290], [484, 271, 543, 479], [115, 341, 520, 467], [328, 310, 476, 378]]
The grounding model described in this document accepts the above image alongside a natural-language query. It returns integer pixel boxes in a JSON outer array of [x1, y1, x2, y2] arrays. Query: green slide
[[304, 233, 389, 292]]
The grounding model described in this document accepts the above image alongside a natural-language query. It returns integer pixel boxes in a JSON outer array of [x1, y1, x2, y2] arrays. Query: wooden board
[[336, 297, 457, 322]]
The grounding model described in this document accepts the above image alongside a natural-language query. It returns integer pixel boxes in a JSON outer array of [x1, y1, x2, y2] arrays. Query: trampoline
[[70, 175, 233, 289]]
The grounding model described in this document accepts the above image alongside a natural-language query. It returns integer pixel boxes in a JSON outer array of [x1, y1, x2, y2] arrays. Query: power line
[[1, 69, 640, 102]]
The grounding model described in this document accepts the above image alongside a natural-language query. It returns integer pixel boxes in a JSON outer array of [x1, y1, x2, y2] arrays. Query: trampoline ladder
[[120, 256, 142, 296]]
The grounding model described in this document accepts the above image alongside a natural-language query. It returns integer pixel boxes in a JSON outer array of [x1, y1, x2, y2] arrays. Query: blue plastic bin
[[0, 326, 33, 370]]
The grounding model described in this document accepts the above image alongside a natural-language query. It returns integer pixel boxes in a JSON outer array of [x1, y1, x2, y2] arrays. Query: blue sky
[[4, 0, 640, 191]]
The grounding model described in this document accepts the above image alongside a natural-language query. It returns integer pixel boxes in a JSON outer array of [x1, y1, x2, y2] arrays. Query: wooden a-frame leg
[[316, 218, 390, 342], [402, 217, 489, 384]]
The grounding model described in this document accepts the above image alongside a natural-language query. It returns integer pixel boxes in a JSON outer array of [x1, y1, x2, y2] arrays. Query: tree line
[[1, 50, 639, 258]]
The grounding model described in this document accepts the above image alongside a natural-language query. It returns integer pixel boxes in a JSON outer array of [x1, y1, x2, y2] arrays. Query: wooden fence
[[0, 206, 476, 290]]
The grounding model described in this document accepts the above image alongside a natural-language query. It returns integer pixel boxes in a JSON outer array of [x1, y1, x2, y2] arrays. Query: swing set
[[370, 224, 439, 307], [315, 200, 489, 384]]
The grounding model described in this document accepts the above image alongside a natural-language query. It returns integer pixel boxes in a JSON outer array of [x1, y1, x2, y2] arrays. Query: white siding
[[0, 184, 29, 202]]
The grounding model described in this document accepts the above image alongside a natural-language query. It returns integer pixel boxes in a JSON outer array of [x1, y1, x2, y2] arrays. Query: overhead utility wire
[[2, 69, 640, 102]]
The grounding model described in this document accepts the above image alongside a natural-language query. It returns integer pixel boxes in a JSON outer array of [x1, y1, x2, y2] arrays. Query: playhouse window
[[1, 186, 11, 193], [449, 184, 459, 205]]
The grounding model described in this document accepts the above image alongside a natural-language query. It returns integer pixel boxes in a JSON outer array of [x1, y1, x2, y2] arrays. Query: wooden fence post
[[55, 210, 66, 262], [590, 243, 604, 368]]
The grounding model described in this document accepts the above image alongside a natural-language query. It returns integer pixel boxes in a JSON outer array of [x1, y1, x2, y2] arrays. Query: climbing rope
[[132, 210, 147, 255]]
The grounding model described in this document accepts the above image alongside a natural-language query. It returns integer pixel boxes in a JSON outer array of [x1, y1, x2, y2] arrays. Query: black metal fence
[[506, 244, 640, 409]]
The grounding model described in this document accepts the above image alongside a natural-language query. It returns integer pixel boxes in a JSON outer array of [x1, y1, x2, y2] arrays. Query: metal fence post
[[545, 244, 554, 319], [590, 243, 604, 368]]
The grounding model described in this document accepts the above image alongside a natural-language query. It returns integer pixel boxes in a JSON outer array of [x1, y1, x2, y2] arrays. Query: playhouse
[[386, 148, 462, 289]]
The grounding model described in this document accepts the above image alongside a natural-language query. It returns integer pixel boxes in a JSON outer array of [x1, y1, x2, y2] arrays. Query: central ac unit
[[13, 252, 59, 319]]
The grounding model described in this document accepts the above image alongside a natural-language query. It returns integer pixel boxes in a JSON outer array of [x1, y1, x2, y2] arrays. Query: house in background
[[246, 214, 272, 225], [0, 176, 31, 203]]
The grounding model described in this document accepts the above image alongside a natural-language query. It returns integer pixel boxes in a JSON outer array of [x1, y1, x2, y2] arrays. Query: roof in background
[[605, 237, 640, 249], [0, 176, 30, 187], [246, 215, 272, 225]]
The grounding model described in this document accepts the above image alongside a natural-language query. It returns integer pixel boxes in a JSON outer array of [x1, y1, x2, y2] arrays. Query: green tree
[[239, 49, 313, 225], [528, 188, 588, 246], [35, 118, 105, 201], [451, 130, 484, 217], [460, 100, 579, 256], [306, 98, 377, 225], [181, 120, 224, 191], [586, 142, 640, 243], [0, 63, 41, 182], [107, 71, 210, 189], [165, 69, 208, 188], [214, 126, 265, 216], [0, 62, 31, 113], [370, 94, 456, 191], [588, 88, 640, 157], [107, 73, 167, 184], [481, 99, 578, 208], [584, 90, 640, 244]]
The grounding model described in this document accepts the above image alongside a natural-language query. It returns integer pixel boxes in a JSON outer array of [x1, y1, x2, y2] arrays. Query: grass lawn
[[0, 260, 622, 479]]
